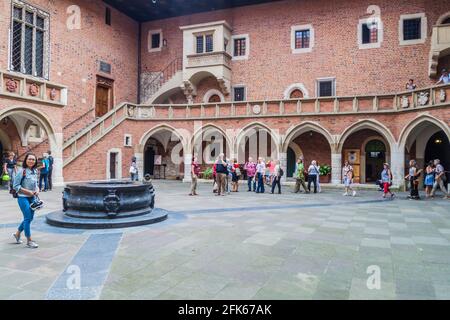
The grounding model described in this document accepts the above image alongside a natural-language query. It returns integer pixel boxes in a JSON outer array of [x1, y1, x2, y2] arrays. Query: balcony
[[0, 70, 67, 106], [429, 24, 450, 77], [186, 51, 232, 69]]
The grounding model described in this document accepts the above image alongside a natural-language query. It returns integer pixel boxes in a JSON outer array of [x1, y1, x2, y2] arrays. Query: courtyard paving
[[0, 180, 449, 300]]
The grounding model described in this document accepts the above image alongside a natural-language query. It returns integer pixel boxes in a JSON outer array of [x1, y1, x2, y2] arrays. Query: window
[[291, 24, 314, 54], [124, 134, 132, 147], [316, 78, 336, 97], [195, 34, 214, 53], [233, 86, 246, 101], [295, 30, 310, 49], [362, 22, 378, 44], [151, 33, 160, 49], [290, 89, 304, 99], [148, 29, 162, 52], [358, 18, 383, 49], [403, 18, 421, 40], [10, 2, 49, 78], [105, 7, 111, 25], [231, 34, 249, 60], [208, 94, 221, 103], [399, 13, 427, 45]]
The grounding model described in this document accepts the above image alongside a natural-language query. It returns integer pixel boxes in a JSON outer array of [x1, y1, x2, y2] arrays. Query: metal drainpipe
[[137, 21, 142, 104]]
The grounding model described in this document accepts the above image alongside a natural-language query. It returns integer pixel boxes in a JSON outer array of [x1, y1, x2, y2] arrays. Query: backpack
[[279, 168, 284, 177], [235, 167, 241, 176], [11, 169, 26, 199]]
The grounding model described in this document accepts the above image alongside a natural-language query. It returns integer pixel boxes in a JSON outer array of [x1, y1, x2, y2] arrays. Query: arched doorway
[[365, 139, 386, 182], [141, 127, 185, 180], [425, 131, 450, 184], [287, 147, 296, 177]]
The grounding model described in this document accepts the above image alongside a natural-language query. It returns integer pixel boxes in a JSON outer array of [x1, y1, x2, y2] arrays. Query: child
[[342, 161, 356, 197]]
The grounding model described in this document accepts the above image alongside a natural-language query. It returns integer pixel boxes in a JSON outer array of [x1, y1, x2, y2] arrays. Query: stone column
[[391, 145, 405, 190], [183, 153, 192, 183], [279, 152, 287, 182], [331, 152, 342, 185], [52, 132, 64, 187]]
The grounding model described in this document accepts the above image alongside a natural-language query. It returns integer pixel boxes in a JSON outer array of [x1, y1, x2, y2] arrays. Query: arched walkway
[[191, 124, 233, 165], [398, 115, 450, 188], [236, 122, 280, 164], [0, 106, 63, 186], [338, 120, 395, 184], [139, 125, 187, 180]]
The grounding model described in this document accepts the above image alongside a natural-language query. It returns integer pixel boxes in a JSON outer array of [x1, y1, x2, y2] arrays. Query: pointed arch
[[139, 124, 187, 153], [337, 119, 396, 154], [282, 121, 334, 153], [191, 123, 233, 156]]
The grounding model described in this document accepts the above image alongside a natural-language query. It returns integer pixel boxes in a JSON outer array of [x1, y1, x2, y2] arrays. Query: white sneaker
[[352, 190, 356, 197], [12, 233, 23, 244], [26, 241, 39, 249], [343, 192, 348, 196]]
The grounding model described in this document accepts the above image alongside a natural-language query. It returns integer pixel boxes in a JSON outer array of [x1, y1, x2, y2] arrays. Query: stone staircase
[[141, 57, 183, 104]]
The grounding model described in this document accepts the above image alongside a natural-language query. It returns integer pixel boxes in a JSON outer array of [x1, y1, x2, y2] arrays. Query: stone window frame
[[148, 29, 162, 52], [231, 34, 249, 61], [233, 85, 247, 102], [9, 0, 50, 79], [358, 17, 383, 49], [315, 77, 336, 97], [124, 134, 132, 147], [399, 13, 427, 46], [106, 148, 122, 180], [283, 83, 310, 99], [291, 24, 314, 54]]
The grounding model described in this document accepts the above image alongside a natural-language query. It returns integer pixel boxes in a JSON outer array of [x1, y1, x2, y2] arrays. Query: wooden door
[[96, 85, 110, 118]]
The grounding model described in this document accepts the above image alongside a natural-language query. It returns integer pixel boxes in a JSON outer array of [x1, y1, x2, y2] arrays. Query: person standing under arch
[[431, 159, 448, 199], [380, 163, 395, 199]]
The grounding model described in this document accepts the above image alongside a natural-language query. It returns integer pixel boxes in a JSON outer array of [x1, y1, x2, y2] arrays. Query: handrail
[[142, 57, 182, 95], [63, 107, 95, 130], [16, 138, 49, 160]]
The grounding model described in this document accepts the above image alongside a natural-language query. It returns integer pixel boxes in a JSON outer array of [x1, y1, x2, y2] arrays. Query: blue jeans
[[130, 173, 139, 181], [17, 196, 35, 238], [271, 176, 281, 193], [39, 173, 48, 190], [256, 173, 265, 193], [247, 176, 256, 191]]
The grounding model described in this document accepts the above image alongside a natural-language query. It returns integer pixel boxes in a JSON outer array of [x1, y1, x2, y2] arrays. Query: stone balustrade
[[0, 70, 67, 106]]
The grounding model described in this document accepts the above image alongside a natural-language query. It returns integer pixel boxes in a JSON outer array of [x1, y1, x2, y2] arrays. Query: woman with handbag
[[3, 152, 17, 192], [405, 159, 422, 200], [381, 163, 395, 199], [12, 153, 40, 249]]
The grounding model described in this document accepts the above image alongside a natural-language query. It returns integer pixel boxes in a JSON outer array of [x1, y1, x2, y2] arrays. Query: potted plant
[[202, 167, 213, 180], [319, 165, 331, 183]]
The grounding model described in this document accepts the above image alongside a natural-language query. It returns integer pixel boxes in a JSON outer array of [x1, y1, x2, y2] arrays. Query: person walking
[[38, 154, 49, 192], [430, 159, 448, 199], [47, 150, 54, 191], [380, 163, 395, 199], [189, 156, 200, 196], [12, 153, 40, 249], [256, 157, 266, 193], [129, 156, 139, 181], [307, 160, 320, 193], [293, 157, 309, 193], [405, 159, 422, 200], [244, 157, 256, 192], [424, 161, 435, 198], [231, 159, 240, 192], [316, 161, 322, 193], [215, 153, 228, 196], [342, 160, 356, 197], [271, 160, 282, 194], [3, 152, 17, 193]]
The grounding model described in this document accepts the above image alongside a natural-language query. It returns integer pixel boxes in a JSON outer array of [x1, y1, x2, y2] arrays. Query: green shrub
[[319, 165, 331, 176]]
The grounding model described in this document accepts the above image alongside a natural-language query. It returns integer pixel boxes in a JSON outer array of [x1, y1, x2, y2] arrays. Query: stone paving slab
[[1, 181, 450, 299]]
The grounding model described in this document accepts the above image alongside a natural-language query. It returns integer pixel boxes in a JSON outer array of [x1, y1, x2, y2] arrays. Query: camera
[[30, 197, 44, 211]]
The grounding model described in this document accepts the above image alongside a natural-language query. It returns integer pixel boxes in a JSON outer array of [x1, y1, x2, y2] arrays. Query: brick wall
[[141, 0, 449, 101]]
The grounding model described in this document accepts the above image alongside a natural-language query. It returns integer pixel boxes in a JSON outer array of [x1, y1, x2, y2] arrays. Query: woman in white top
[[307, 160, 320, 193], [342, 160, 356, 197]]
